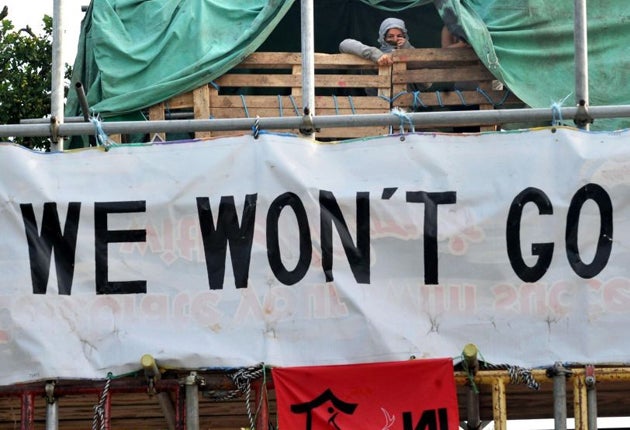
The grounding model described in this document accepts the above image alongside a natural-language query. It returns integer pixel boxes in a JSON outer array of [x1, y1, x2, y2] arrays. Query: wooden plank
[[193, 85, 212, 139], [205, 95, 388, 118], [237, 52, 375, 68], [393, 47, 481, 63], [238, 52, 302, 66], [208, 126, 390, 140], [215, 74, 299, 88], [215, 74, 391, 89], [166, 92, 194, 109], [148, 102, 166, 141], [208, 95, 388, 110], [292, 65, 302, 97], [392, 65, 495, 84], [391, 61, 408, 97], [316, 126, 389, 139]]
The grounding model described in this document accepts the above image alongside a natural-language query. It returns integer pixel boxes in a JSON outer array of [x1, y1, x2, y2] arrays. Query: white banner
[[1, 127, 629, 384]]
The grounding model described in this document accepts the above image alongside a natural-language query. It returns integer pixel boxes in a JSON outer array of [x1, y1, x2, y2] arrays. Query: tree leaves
[[0, 13, 71, 150]]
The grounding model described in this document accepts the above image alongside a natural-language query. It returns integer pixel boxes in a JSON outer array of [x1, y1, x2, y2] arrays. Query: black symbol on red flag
[[290, 388, 358, 430]]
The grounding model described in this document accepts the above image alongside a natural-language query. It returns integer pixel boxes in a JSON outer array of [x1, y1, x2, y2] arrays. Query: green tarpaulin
[[66, 0, 630, 131]]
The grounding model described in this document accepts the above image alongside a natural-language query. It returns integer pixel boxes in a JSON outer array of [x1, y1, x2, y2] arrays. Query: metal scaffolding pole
[[551, 362, 570, 430], [574, 0, 590, 130], [254, 380, 270, 430], [3, 105, 630, 141], [585, 365, 598, 430], [185, 372, 200, 430], [21, 392, 35, 430], [45, 382, 58, 430], [463, 344, 481, 430], [51, 0, 65, 151], [300, 0, 315, 117]]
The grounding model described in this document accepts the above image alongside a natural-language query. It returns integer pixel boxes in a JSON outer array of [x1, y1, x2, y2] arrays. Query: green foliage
[[0, 13, 72, 150]]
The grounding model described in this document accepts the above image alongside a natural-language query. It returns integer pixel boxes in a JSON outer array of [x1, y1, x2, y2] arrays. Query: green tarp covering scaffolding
[[66, 0, 630, 131]]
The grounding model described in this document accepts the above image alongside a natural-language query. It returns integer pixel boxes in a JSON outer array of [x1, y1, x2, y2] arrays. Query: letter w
[[196, 195, 257, 289], [20, 202, 81, 294]]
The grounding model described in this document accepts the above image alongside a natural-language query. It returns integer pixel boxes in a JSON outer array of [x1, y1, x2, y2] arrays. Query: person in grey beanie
[[339, 17, 413, 66]]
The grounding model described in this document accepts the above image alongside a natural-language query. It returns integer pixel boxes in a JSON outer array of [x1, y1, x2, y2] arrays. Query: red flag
[[273, 358, 459, 430]]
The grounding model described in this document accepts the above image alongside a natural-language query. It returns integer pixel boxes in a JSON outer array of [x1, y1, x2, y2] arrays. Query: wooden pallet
[[145, 49, 520, 142], [391, 48, 520, 131], [148, 52, 391, 141]]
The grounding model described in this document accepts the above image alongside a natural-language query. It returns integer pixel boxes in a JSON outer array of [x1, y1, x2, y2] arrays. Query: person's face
[[384, 28, 405, 46]]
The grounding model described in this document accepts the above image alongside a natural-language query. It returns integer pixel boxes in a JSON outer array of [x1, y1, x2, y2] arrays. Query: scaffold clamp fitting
[[49, 116, 60, 145], [546, 361, 572, 378], [574, 99, 593, 128], [299, 107, 319, 136], [585, 364, 596, 388], [44, 381, 56, 404]]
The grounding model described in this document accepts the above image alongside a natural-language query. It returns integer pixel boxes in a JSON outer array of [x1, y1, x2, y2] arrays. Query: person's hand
[[395, 37, 407, 49], [377, 54, 393, 66], [447, 40, 470, 48]]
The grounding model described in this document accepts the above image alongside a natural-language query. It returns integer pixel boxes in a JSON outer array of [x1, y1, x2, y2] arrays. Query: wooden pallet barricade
[[147, 49, 521, 141], [148, 52, 392, 141]]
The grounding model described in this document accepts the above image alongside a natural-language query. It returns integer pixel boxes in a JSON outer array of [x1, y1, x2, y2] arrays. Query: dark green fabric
[[66, 0, 294, 117], [357, 0, 431, 12], [433, 0, 630, 130], [67, 0, 629, 132]]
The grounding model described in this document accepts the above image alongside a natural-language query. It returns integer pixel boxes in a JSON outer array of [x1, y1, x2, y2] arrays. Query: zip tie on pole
[[240, 94, 250, 118], [551, 102, 564, 126], [90, 117, 117, 150], [391, 107, 414, 139], [252, 116, 261, 139], [550, 94, 572, 126]]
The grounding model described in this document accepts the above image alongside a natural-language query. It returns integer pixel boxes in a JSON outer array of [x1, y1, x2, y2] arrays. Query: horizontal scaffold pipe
[[454, 366, 630, 386], [2, 105, 630, 138]]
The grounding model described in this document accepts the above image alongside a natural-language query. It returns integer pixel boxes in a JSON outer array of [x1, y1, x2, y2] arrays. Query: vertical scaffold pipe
[[463, 344, 481, 430], [254, 379, 270, 430], [573, 0, 589, 130], [141, 354, 177, 430], [550, 362, 569, 430], [51, 0, 65, 150], [21, 391, 35, 430], [45, 382, 58, 430], [300, 0, 315, 117], [585, 365, 598, 430], [185, 372, 200, 430], [491, 378, 506, 430]]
